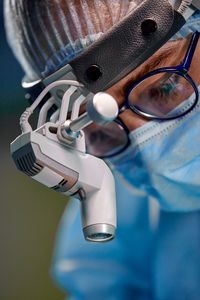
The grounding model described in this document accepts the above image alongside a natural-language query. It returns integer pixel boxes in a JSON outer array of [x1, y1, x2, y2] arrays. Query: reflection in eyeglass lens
[[128, 72, 195, 118]]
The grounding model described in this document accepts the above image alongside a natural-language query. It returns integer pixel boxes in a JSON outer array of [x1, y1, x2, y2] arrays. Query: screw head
[[85, 65, 102, 82], [141, 19, 157, 36]]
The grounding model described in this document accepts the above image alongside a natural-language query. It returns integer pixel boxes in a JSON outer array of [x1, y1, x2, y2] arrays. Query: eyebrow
[[121, 46, 175, 95]]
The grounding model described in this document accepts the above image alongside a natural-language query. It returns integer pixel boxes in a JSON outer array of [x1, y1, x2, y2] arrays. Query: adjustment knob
[[86, 92, 119, 125]]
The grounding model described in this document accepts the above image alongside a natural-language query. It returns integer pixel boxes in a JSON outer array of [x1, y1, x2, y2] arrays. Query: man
[[4, 1, 200, 299]]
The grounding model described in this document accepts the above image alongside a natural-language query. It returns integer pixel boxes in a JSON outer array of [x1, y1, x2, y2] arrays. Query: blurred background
[[0, 2, 67, 299]]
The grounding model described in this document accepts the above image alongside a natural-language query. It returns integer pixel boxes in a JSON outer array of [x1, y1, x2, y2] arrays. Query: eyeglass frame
[[101, 31, 200, 158], [121, 30, 200, 120]]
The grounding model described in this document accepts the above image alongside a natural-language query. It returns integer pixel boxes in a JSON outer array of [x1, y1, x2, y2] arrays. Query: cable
[[20, 80, 83, 133]]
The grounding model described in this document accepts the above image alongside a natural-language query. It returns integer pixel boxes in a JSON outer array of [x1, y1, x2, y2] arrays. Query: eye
[[149, 87, 162, 99], [147, 86, 165, 102], [89, 132, 99, 143]]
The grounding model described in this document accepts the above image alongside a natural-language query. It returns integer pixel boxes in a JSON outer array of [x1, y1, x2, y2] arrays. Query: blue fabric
[[152, 210, 200, 300], [51, 173, 200, 300]]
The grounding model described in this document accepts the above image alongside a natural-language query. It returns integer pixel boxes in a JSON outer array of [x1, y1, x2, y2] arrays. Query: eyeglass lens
[[128, 72, 196, 119]]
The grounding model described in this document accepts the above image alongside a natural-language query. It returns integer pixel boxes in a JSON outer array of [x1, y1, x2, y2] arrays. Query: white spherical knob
[[86, 92, 119, 125]]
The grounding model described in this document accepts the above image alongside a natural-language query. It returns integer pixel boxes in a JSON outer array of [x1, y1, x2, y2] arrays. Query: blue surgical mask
[[108, 86, 200, 211]]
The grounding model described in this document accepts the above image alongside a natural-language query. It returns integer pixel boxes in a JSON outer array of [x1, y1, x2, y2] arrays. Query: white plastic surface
[[86, 92, 119, 125], [93, 92, 119, 121], [29, 131, 116, 229], [32, 166, 63, 187]]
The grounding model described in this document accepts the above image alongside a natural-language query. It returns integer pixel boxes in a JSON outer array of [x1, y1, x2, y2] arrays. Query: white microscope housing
[[10, 81, 118, 243]]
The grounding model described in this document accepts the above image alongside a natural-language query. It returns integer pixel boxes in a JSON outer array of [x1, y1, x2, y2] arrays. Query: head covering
[[4, 0, 200, 82], [171, 9, 200, 40], [4, 0, 140, 81]]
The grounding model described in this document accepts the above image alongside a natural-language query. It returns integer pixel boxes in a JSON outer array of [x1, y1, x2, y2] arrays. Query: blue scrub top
[[51, 172, 200, 300]]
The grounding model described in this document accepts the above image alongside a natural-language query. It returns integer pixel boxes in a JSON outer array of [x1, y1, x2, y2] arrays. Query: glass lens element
[[128, 72, 196, 118], [83, 121, 128, 158]]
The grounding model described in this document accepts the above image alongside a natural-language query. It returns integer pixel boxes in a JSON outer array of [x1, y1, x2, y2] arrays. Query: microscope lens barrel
[[83, 224, 116, 242]]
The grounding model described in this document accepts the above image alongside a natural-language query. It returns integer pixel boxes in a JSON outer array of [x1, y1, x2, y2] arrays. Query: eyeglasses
[[84, 31, 200, 158]]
